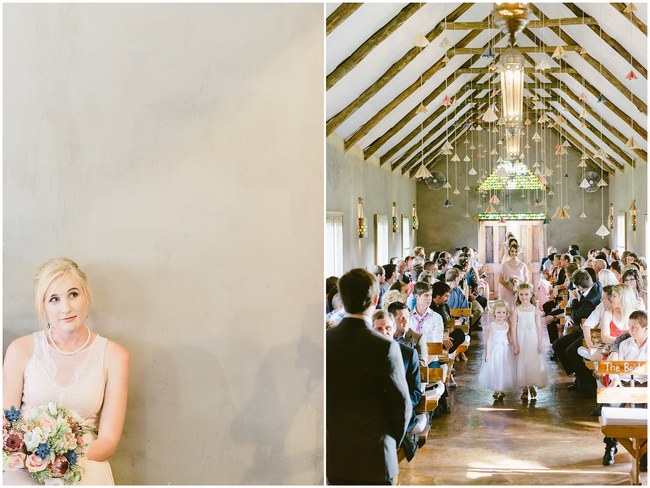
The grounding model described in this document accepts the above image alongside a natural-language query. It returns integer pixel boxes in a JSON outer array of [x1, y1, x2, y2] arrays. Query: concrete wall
[[4, 4, 323, 484], [327, 134, 418, 270], [608, 162, 647, 255], [417, 127, 611, 255]]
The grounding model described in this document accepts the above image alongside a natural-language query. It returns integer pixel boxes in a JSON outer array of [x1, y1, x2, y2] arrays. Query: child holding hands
[[478, 301, 516, 399], [512, 283, 549, 399]]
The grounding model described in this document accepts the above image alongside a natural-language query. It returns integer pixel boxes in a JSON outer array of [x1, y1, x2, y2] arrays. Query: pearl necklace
[[47, 325, 92, 356]]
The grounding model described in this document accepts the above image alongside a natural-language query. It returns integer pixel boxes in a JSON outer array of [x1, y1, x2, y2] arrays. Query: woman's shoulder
[[104, 340, 130, 364], [4, 333, 37, 365]]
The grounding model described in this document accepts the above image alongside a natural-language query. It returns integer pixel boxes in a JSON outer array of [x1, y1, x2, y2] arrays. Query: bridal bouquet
[[3, 403, 95, 485], [507, 276, 520, 293]]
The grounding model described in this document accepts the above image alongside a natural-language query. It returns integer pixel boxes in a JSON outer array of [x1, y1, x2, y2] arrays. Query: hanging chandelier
[[493, 3, 530, 46]]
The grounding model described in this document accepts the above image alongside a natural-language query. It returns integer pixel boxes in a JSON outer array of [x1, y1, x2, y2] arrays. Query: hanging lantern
[[629, 199, 638, 225], [412, 204, 419, 230], [358, 198, 367, 238], [505, 128, 521, 157], [500, 49, 525, 127], [392, 202, 398, 233]]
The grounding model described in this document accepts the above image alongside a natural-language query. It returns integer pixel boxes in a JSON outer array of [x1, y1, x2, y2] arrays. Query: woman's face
[[509, 247, 519, 258], [609, 293, 621, 310], [518, 289, 531, 304], [44, 274, 89, 333], [626, 256, 636, 265], [624, 275, 638, 290]]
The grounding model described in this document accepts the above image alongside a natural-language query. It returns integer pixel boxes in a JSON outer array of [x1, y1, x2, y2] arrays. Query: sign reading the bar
[[597, 361, 647, 374]]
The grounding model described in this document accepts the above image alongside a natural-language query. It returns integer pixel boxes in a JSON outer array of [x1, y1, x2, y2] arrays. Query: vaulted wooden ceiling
[[326, 3, 647, 177]]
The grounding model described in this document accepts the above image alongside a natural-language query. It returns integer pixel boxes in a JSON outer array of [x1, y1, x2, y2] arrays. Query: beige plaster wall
[[327, 134, 418, 271], [607, 162, 647, 255], [4, 4, 323, 484]]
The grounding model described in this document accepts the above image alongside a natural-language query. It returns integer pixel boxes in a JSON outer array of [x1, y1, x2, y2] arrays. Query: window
[[617, 211, 626, 253], [375, 214, 389, 264], [326, 212, 343, 277], [401, 215, 410, 258]]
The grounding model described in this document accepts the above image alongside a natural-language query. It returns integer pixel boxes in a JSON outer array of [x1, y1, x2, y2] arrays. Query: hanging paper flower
[[625, 136, 639, 149], [580, 212, 587, 219], [464, 212, 470, 218], [414, 164, 432, 179], [555, 115, 567, 126], [468, 167, 477, 176], [443, 53, 450, 64], [532, 132, 542, 142], [451, 153, 461, 162], [485, 203, 496, 213], [440, 36, 452, 48], [579, 92, 587, 101], [482, 105, 498, 122], [489, 195, 501, 205], [414, 33, 429, 48], [597, 178, 608, 187], [443, 181, 452, 189], [578, 160, 587, 168], [579, 110, 587, 119], [580, 47, 587, 56], [626, 70, 638, 80], [596, 224, 610, 238], [624, 3, 638, 13], [579, 178, 591, 189], [551, 46, 566, 59], [555, 144, 567, 155], [597, 95, 606, 103], [442, 95, 453, 106], [464, 185, 470, 191], [524, 118, 531, 126], [453, 188, 460, 195], [415, 102, 429, 115], [548, 189, 555, 196], [463, 155, 471, 162], [552, 207, 570, 220], [535, 58, 552, 70]]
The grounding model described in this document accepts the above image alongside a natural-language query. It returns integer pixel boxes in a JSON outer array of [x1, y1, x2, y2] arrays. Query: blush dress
[[478, 322, 517, 392], [3, 331, 115, 485], [515, 306, 549, 388], [498, 259, 529, 312]]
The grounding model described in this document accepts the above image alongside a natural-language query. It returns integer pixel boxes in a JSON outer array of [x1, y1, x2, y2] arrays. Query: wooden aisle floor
[[397, 326, 648, 486]]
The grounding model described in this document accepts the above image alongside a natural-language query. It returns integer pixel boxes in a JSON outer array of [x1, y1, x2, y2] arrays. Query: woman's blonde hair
[[515, 282, 536, 306], [381, 290, 406, 313], [611, 283, 639, 320], [34, 258, 91, 327]]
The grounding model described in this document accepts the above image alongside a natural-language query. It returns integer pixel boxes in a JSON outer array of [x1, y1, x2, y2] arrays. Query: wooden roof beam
[[327, 3, 424, 90], [414, 121, 474, 177], [527, 6, 647, 114], [326, 3, 473, 135], [396, 111, 476, 174], [343, 28, 499, 150], [445, 17, 598, 30], [563, 4, 647, 79], [454, 45, 580, 55], [457, 67, 577, 75], [396, 107, 484, 174], [326, 4, 363, 36]]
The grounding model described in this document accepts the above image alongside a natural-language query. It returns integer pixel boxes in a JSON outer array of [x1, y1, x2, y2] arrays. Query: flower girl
[[478, 301, 516, 399], [512, 283, 549, 399]]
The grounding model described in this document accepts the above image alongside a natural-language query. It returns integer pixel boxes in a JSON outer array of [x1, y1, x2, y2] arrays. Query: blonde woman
[[498, 244, 529, 314], [599, 283, 640, 344], [3, 258, 129, 485]]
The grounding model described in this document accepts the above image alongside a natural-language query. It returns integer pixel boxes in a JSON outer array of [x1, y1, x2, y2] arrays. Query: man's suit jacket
[[401, 328, 428, 366], [327, 317, 411, 484], [570, 282, 602, 323], [398, 342, 422, 432]]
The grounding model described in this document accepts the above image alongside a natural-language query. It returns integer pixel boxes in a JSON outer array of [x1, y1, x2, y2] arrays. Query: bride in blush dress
[[498, 244, 529, 314], [3, 258, 129, 485]]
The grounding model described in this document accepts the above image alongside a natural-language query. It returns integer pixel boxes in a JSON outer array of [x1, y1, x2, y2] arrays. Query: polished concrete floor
[[398, 327, 647, 485]]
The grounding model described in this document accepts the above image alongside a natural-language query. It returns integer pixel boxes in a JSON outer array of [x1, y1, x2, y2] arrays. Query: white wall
[[326, 134, 418, 270], [4, 4, 323, 484], [608, 162, 647, 255]]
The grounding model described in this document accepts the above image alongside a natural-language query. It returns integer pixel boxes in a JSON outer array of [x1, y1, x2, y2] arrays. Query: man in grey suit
[[327, 268, 412, 485]]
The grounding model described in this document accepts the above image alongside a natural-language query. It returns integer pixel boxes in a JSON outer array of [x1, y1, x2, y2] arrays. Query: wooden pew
[[597, 361, 648, 485], [450, 308, 471, 334]]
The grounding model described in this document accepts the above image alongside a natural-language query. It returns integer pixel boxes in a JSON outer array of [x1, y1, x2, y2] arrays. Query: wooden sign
[[597, 361, 647, 374]]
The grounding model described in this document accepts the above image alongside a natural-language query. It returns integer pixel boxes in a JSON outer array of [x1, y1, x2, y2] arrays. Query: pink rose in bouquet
[[25, 453, 48, 473], [3, 452, 26, 471]]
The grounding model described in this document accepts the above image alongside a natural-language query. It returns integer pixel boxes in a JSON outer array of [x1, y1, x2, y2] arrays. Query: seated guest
[[371, 265, 386, 309], [326, 293, 345, 329], [389, 301, 427, 366], [430, 282, 467, 357], [327, 268, 411, 485], [326, 276, 339, 314], [446, 268, 483, 331], [582, 270, 620, 350], [408, 281, 444, 358], [373, 311, 422, 461], [609, 260, 623, 281], [622, 267, 647, 308], [599, 284, 639, 345], [413, 246, 426, 260], [406, 271, 437, 310], [382, 290, 407, 315], [545, 262, 580, 346], [555, 269, 602, 393], [382, 264, 397, 293], [601, 310, 647, 469], [423, 260, 438, 275]]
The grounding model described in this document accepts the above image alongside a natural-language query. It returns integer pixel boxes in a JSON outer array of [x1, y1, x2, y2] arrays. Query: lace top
[[22, 331, 108, 428]]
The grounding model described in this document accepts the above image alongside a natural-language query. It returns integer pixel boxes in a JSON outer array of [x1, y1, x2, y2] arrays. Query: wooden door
[[478, 220, 546, 299]]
